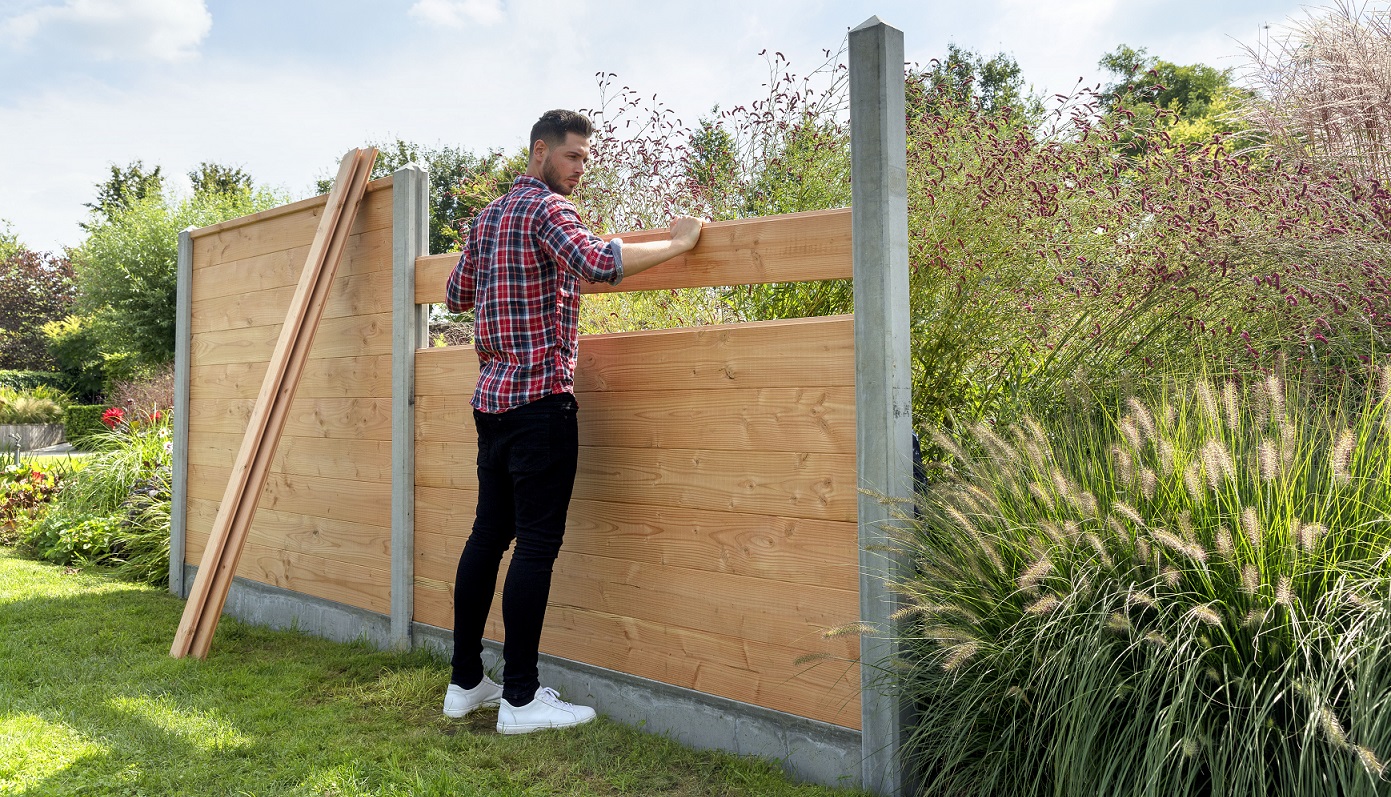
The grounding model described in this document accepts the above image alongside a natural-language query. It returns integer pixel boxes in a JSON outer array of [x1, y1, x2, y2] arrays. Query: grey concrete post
[[170, 226, 195, 598], [850, 15, 913, 797], [391, 164, 429, 650]]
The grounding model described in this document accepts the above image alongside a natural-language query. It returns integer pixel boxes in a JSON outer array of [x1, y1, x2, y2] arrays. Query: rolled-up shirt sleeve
[[539, 198, 624, 285], [445, 246, 477, 312]]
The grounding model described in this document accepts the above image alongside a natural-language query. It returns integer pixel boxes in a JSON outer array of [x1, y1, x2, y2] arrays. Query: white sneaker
[[496, 686, 597, 734], [442, 675, 503, 718]]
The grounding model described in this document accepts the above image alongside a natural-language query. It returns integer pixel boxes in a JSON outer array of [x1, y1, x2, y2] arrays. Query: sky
[[0, 0, 1314, 253]]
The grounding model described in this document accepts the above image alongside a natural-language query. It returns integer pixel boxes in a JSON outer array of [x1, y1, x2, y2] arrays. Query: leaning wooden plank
[[413, 207, 852, 304], [172, 147, 377, 659], [185, 147, 378, 658]]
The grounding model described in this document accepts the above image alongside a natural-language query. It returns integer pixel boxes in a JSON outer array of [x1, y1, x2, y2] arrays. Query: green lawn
[[0, 548, 864, 796]]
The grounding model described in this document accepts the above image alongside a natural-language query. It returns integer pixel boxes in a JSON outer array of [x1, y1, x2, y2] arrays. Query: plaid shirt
[[446, 176, 623, 413]]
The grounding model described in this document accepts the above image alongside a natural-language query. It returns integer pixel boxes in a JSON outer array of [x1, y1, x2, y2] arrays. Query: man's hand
[[669, 216, 703, 252], [616, 216, 708, 278]]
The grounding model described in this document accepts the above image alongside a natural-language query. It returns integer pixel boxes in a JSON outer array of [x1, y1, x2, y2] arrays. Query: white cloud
[[1, 0, 211, 61], [408, 0, 505, 28]]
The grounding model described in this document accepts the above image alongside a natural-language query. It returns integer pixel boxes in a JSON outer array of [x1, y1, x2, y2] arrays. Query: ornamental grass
[[895, 368, 1391, 796]]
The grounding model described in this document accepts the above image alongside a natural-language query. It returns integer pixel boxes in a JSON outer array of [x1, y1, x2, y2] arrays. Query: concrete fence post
[[391, 164, 430, 650], [850, 15, 913, 796], [170, 226, 196, 598]]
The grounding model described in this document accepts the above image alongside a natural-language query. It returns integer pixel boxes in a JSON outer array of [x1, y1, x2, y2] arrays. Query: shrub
[[0, 387, 66, 424], [63, 405, 110, 449], [0, 462, 63, 546], [890, 370, 1391, 795], [0, 370, 71, 393], [16, 417, 171, 585]]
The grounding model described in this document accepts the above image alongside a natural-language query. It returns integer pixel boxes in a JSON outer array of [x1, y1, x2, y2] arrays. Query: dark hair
[[529, 109, 593, 155]]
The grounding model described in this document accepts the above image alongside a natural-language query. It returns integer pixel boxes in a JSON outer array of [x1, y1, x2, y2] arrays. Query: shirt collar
[[513, 175, 550, 193]]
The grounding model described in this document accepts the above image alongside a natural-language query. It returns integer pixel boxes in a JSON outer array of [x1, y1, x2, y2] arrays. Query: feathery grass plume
[[965, 484, 1002, 517], [824, 621, 879, 638], [1126, 396, 1157, 442], [1202, 438, 1235, 493], [1083, 533, 1113, 567], [1144, 630, 1170, 649], [1356, 745, 1386, 778], [1216, 525, 1234, 557], [1063, 519, 1080, 540], [1251, 380, 1271, 427], [1136, 537, 1151, 563], [1177, 510, 1194, 541], [1076, 491, 1099, 519], [1266, 373, 1285, 420], [1113, 446, 1135, 486], [1298, 522, 1327, 553], [1320, 705, 1349, 748], [1040, 520, 1065, 543], [1158, 439, 1176, 478], [1241, 564, 1261, 596], [1242, 505, 1262, 549], [1025, 595, 1060, 615], [1183, 460, 1206, 503], [971, 420, 1018, 465], [1331, 427, 1356, 486], [1029, 481, 1056, 512], [1139, 467, 1157, 500], [1258, 438, 1279, 481], [1381, 364, 1391, 404], [930, 429, 966, 464], [1280, 420, 1297, 468], [1276, 576, 1292, 606], [890, 604, 928, 622], [1187, 604, 1223, 627], [1018, 555, 1054, 591], [1223, 380, 1242, 435], [1119, 416, 1143, 454], [1107, 612, 1131, 632], [1243, 607, 1264, 629], [1161, 567, 1181, 587], [1051, 469, 1072, 502], [1114, 500, 1146, 530], [1197, 380, 1220, 425], [945, 505, 1005, 573], [1127, 590, 1157, 611], [941, 642, 979, 671], [1152, 530, 1207, 563]]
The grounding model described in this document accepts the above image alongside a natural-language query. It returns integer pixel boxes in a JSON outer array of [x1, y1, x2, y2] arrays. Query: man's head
[[527, 109, 594, 196]]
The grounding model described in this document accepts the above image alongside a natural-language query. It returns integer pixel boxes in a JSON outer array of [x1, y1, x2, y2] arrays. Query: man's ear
[[530, 139, 547, 164]]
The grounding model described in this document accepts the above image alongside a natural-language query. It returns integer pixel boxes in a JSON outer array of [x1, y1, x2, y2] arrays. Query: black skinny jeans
[[451, 392, 579, 705]]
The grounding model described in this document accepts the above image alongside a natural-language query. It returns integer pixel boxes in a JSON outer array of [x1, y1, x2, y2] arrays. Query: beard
[[541, 155, 574, 196]]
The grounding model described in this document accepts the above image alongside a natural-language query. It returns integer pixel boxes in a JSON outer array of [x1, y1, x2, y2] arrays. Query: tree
[[1099, 45, 1252, 153], [83, 160, 164, 229], [0, 220, 20, 262], [317, 140, 501, 254], [0, 248, 75, 370], [921, 44, 1042, 122], [189, 162, 253, 197], [72, 188, 283, 368]]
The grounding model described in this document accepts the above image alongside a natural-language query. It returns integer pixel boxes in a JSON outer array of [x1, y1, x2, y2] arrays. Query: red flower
[[101, 407, 125, 429]]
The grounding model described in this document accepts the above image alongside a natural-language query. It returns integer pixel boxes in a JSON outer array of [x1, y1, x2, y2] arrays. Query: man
[[441, 109, 703, 734]]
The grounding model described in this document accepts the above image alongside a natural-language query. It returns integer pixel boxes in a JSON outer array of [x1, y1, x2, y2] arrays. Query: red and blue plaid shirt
[[445, 176, 623, 413]]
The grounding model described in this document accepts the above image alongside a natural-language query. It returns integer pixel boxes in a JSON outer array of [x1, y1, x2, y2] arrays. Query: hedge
[[0, 370, 71, 393], [63, 405, 109, 449]]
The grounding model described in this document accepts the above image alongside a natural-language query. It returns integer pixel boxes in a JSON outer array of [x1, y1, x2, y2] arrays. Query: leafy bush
[[0, 370, 71, 394], [16, 417, 171, 585], [0, 387, 65, 424], [62, 405, 109, 449], [892, 370, 1391, 795], [0, 462, 64, 546]]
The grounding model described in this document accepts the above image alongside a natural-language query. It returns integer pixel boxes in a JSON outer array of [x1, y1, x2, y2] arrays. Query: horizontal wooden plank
[[190, 226, 392, 304], [192, 180, 392, 267], [414, 493, 858, 591], [189, 355, 392, 401], [412, 581, 860, 728], [415, 444, 855, 522], [188, 433, 390, 482], [415, 315, 854, 395], [190, 311, 391, 367], [189, 174, 392, 240], [415, 207, 851, 303], [185, 496, 390, 571], [187, 397, 392, 441], [184, 533, 389, 614], [191, 269, 392, 335], [412, 543, 857, 650], [186, 463, 391, 527], [415, 386, 854, 454]]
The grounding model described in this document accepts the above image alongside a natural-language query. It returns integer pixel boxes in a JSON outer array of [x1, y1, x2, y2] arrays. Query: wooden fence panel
[[413, 315, 862, 729], [182, 178, 395, 612]]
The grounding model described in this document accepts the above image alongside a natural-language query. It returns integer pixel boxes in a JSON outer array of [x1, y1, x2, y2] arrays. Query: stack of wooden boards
[[171, 147, 379, 660]]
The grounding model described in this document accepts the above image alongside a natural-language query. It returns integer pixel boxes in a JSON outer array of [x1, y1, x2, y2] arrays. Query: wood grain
[[191, 269, 392, 334], [414, 207, 851, 303], [186, 464, 391, 528], [190, 226, 391, 304], [191, 181, 392, 267], [190, 312, 391, 367], [188, 432, 390, 482], [189, 355, 392, 401], [187, 397, 392, 441], [185, 496, 390, 571]]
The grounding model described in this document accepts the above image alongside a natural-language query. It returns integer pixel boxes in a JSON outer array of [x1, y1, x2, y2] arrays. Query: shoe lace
[[537, 686, 573, 708]]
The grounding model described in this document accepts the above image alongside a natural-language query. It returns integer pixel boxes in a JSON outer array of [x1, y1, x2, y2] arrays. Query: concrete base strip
[[183, 565, 862, 789]]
